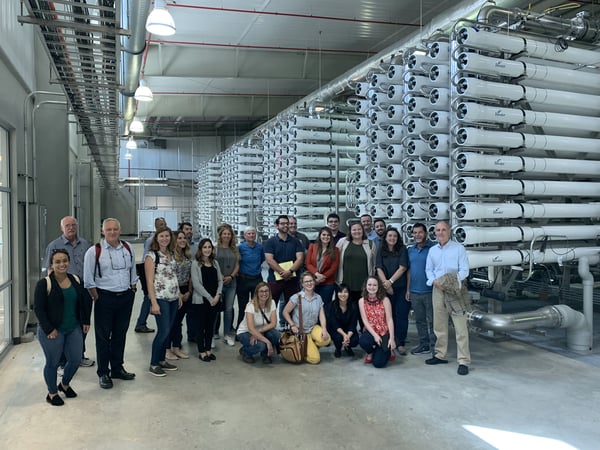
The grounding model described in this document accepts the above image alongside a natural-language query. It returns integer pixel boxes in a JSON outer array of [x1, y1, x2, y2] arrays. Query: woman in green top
[[34, 249, 92, 406], [336, 221, 376, 304]]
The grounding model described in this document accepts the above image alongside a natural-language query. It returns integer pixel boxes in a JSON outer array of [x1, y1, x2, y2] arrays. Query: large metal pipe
[[467, 246, 600, 269], [469, 304, 590, 352], [455, 152, 600, 175], [455, 177, 600, 197], [455, 102, 600, 133], [455, 77, 600, 115], [578, 255, 599, 351], [456, 26, 600, 63], [455, 225, 600, 245], [455, 201, 600, 220], [456, 52, 600, 93], [455, 127, 600, 154]]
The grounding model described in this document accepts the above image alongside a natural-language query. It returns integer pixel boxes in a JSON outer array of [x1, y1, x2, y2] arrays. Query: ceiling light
[[124, 151, 133, 160], [134, 79, 153, 102], [146, 0, 176, 36], [126, 137, 137, 149], [129, 119, 144, 133]]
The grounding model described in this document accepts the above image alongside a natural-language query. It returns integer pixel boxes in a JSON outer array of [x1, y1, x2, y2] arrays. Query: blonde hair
[[217, 223, 239, 257], [251, 282, 273, 312]]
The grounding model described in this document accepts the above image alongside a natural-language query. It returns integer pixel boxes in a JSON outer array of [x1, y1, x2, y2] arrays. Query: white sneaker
[[224, 335, 235, 347], [165, 349, 179, 360], [211, 341, 216, 349]]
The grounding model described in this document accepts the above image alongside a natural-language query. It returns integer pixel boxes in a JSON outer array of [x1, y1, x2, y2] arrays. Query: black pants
[[236, 274, 263, 328], [94, 290, 135, 377], [329, 329, 359, 350], [190, 302, 218, 353]]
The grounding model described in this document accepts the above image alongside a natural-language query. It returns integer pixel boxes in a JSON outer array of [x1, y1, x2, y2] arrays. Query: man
[[134, 217, 166, 333], [44, 216, 94, 367], [326, 213, 346, 244], [83, 218, 139, 389], [425, 220, 471, 376], [180, 221, 198, 256], [236, 226, 265, 328], [361, 214, 377, 242], [406, 223, 435, 355], [288, 216, 310, 250], [263, 215, 304, 326], [179, 221, 198, 341], [373, 218, 386, 249]]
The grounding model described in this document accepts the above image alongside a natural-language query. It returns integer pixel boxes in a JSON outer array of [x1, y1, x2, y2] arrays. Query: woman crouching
[[236, 282, 280, 364], [282, 272, 331, 364]]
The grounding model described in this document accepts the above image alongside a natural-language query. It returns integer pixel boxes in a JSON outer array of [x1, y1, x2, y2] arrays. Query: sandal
[[364, 355, 372, 364]]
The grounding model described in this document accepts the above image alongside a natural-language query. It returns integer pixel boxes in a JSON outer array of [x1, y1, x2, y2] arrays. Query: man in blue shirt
[[264, 215, 304, 326], [84, 218, 139, 389], [236, 226, 265, 328], [425, 220, 471, 375], [360, 214, 377, 242], [406, 223, 435, 355]]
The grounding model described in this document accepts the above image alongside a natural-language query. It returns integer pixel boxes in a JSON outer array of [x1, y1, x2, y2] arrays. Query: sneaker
[[80, 357, 95, 367], [334, 348, 342, 358], [224, 335, 235, 347], [173, 348, 189, 359], [159, 361, 178, 371], [410, 345, 431, 355], [213, 334, 220, 340], [425, 356, 449, 365], [149, 365, 166, 377], [457, 364, 469, 376], [345, 347, 355, 357], [165, 349, 179, 360], [395, 346, 407, 356]]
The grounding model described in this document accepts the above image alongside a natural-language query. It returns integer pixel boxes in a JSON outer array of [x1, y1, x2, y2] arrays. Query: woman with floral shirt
[[145, 227, 182, 377]]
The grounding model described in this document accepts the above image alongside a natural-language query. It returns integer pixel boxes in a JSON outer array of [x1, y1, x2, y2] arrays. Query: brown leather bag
[[279, 294, 307, 363]]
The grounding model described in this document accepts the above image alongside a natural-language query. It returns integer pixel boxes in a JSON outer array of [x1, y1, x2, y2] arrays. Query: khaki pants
[[305, 325, 331, 364], [432, 286, 471, 366]]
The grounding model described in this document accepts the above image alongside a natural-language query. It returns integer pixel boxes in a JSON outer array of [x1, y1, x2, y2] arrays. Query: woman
[[191, 238, 223, 362], [236, 282, 280, 364], [34, 249, 91, 405], [359, 276, 395, 368], [214, 223, 240, 346], [336, 221, 376, 304], [326, 284, 358, 358], [166, 230, 193, 360], [305, 227, 340, 307], [282, 272, 331, 364], [146, 226, 182, 377], [376, 227, 410, 355]]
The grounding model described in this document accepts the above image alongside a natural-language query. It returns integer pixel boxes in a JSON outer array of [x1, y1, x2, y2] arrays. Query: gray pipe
[[469, 304, 591, 353], [477, 5, 600, 44], [578, 255, 599, 351], [121, 0, 153, 126]]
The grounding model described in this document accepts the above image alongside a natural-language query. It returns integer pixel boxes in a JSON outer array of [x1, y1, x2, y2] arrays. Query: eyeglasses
[[108, 248, 128, 270]]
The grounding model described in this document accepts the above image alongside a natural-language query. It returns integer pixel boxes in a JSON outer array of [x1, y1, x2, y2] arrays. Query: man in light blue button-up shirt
[[425, 220, 471, 375]]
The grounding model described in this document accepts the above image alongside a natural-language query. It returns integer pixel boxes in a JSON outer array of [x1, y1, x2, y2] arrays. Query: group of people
[[34, 213, 471, 406]]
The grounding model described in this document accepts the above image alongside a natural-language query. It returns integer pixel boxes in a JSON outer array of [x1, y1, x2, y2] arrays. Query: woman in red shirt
[[358, 276, 395, 368], [305, 227, 340, 307]]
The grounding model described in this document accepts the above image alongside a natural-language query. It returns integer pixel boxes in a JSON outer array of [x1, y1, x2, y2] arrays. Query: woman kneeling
[[282, 272, 331, 364], [237, 282, 280, 364]]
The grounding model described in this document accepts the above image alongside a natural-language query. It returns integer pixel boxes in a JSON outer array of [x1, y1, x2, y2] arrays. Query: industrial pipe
[[454, 225, 600, 245], [578, 255, 599, 351], [454, 202, 600, 220], [454, 177, 600, 197], [466, 246, 600, 269], [455, 152, 600, 176]]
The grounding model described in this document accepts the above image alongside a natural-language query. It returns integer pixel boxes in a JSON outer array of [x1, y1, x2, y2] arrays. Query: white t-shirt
[[237, 301, 277, 335]]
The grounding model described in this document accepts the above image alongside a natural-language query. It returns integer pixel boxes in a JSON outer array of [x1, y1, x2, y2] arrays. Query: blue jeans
[[135, 294, 151, 328], [38, 325, 83, 394], [359, 332, 390, 368], [411, 291, 435, 349], [151, 299, 179, 366], [238, 329, 281, 357], [315, 284, 335, 309], [236, 275, 262, 328], [390, 286, 410, 347]]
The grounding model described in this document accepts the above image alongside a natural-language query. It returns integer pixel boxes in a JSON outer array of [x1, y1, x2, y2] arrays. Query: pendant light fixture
[[134, 79, 153, 102], [129, 118, 144, 133], [146, 0, 176, 36], [126, 136, 137, 149]]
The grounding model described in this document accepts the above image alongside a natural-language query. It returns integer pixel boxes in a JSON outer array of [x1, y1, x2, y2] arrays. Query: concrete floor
[[1, 293, 599, 450]]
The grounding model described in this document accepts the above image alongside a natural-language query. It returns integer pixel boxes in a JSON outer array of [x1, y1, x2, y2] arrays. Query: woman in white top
[[282, 272, 331, 364], [236, 282, 280, 364], [146, 227, 182, 377]]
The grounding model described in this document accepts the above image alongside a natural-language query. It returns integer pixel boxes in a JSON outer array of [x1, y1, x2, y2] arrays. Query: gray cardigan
[[191, 259, 223, 304]]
